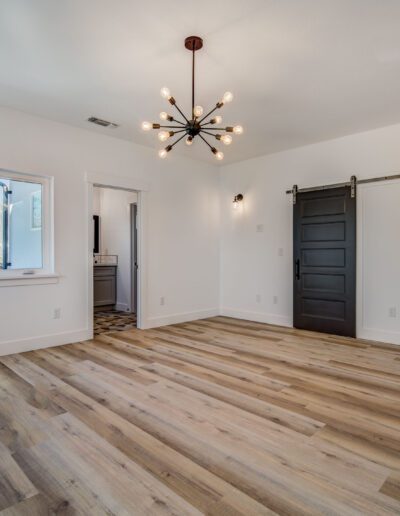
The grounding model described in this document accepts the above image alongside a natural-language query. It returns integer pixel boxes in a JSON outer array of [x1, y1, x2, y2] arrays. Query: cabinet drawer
[[94, 276, 116, 306], [94, 266, 116, 277]]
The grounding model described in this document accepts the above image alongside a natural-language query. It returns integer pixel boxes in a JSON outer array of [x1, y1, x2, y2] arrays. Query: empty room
[[0, 1, 400, 514]]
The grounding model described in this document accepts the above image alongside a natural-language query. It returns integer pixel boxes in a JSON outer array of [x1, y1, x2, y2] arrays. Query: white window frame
[[0, 168, 58, 286]]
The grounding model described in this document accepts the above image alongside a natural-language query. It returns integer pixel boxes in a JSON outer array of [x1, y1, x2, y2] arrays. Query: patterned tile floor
[[94, 310, 137, 335]]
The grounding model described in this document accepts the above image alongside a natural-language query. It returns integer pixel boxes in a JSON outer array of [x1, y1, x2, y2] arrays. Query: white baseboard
[[144, 308, 220, 329], [220, 308, 292, 328], [357, 327, 400, 346], [0, 328, 92, 357]]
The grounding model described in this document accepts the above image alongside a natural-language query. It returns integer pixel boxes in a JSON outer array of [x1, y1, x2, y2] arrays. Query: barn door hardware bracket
[[350, 175, 357, 198], [292, 185, 298, 205]]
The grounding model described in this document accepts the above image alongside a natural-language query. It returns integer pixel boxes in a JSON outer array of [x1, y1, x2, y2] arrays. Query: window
[[0, 170, 54, 280]]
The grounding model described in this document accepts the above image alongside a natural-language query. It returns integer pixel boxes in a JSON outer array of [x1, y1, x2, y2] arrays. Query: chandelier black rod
[[198, 105, 220, 125], [192, 43, 195, 113], [198, 133, 213, 150], [172, 102, 190, 124], [159, 125, 186, 129], [170, 132, 187, 148], [199, 127, 224, 130], [201, 130, 218, 138]]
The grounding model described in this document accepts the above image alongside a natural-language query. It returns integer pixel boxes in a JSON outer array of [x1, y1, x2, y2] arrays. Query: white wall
[[0, 106, 220, 355], [220, 123, 400, 344], [94, 187, 137, 312], [1, 104, 400, 353]]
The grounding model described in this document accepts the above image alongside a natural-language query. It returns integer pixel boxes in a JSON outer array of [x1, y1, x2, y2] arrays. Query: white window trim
[[0, 168, 58, 286]]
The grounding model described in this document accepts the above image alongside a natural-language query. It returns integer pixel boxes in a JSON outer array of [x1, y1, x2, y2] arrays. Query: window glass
[[0, 177, 43, 270], [0, 182, 7, 269]]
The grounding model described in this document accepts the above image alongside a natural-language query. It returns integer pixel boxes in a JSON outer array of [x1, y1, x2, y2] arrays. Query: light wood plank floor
[[0, 316, 400, 515]]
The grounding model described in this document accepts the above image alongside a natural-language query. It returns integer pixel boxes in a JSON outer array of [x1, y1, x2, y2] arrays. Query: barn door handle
[[295, 259, 300, 280]]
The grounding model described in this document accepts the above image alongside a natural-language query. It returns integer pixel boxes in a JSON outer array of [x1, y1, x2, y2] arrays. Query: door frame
[[85, 172, 149, 333], [130, 202, 138, 315]]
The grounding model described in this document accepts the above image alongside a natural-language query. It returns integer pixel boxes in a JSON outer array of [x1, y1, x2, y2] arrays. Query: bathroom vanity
[[93, 264, 117, 310]]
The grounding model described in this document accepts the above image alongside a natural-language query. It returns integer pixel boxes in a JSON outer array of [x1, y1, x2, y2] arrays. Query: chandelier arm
[[198, 105, 220, 124], [200, 127, 225, 130], [159, 125, 187, 129], [201, 130, 218, 139], [170, 132, 187, 149], [198, 133, 214, 150], [172, 103, 190, 124], [171, 118, 186, 126]]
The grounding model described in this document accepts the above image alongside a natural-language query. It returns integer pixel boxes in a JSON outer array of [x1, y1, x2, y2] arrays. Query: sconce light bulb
[[160, 87, 171, 99], [142, 121, 152, 131]]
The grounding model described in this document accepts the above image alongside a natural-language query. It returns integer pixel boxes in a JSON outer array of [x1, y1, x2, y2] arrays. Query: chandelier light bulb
[[159, 148, 168, 159], [215, 151, 224, 160], [214, 115, 222, 124], [158, 131, 170, 142], [141, 121, 152, 131], [233, 125, 243, 135], [222, 91, 234, 104], [186, 136, 193, 146], [160, 87, 171, 99], [221, 134, 232, 145], [193, 105, 204, 118], [160, 111, 168, 121]]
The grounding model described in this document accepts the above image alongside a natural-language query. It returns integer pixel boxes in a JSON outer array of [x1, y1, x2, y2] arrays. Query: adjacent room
[[0, 1, 399, 514], [92, 186, 138, 335]]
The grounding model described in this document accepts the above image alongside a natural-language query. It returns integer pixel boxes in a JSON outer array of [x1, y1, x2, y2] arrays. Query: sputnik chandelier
[[142, 36, 243, 160]]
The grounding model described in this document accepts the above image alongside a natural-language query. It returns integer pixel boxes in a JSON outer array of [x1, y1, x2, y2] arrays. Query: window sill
[[0, 273, 60, 287]]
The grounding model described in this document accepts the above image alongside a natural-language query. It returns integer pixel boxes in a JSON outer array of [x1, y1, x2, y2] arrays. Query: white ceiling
[[1, 0, 400, 165]]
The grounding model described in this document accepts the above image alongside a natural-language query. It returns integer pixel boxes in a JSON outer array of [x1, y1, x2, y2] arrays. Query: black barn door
[[293, 186, 356, 337]]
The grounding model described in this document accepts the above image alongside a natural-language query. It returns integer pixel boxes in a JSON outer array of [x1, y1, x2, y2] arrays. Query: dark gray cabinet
[[94, 266, 117, 309]]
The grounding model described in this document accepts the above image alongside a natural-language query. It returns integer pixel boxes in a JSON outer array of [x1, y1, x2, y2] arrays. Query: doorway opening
[[92, 186, 139, 336]]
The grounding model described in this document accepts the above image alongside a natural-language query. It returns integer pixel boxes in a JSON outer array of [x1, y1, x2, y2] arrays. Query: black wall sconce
[[233, 193, 243, 209]]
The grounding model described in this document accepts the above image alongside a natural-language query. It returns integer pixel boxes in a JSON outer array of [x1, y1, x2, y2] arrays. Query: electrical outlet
[[389, 307, 397, 318], [53, 308, 61, 319], [160, 296, 165, 306], [273, 296, 278, 305], [256, 294, 261, 303]]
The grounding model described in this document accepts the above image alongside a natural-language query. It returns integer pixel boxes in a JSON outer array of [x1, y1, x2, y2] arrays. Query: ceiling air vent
[[87, 116, 118, 128]]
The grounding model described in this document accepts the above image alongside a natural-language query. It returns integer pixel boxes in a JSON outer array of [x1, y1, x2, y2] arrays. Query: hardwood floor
[[0, 316, 400, 515]]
